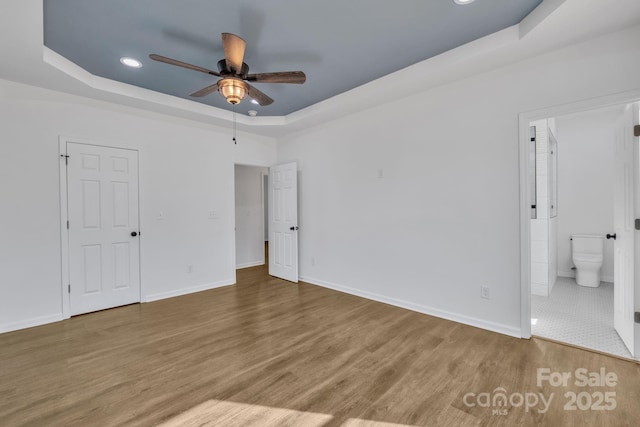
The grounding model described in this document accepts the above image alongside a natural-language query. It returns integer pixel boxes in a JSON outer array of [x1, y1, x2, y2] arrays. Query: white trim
[[518, 89, 640, 340], [0, 314, 64, 334], [518, 113, 532, 338], [261, 170, 267, 247], [232, 163, 236, 279], [301, 276, 521, 338], [558, 270, 575, 279], [236, 261, 265, 269], [58, 137, 71, 319], [531, 283, 549, 297], [142, 279, 234, 303], [519, 0, 565, 38], [558, 270, 614, 284]]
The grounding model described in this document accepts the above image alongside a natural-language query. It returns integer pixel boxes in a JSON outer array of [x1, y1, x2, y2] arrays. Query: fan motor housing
[[217, 59, 249, 76]]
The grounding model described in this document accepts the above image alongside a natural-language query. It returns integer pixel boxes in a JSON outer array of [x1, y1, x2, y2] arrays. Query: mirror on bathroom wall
[[530, 126, 537, 219], [549, 131, 558, 218]]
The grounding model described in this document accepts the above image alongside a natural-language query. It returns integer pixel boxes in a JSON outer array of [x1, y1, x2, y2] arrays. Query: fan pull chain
[[232, 105, 237, 144]]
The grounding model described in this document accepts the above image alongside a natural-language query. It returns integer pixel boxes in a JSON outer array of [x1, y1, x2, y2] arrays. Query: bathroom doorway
[[521, 99, 640, 360]]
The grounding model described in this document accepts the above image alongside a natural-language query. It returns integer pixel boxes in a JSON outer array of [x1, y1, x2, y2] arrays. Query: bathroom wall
[[548, 119, 558, 291], [530, 119, 557, 297], [556, 107, 619, 282]]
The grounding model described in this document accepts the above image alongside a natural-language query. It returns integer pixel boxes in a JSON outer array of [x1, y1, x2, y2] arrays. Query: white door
[[268, 162, 298, 282], [66, 143, 141, 315], [613, 104, 638, 357]]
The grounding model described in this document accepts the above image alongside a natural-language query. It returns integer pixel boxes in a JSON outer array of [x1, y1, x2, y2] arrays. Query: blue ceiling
[[43, 0, 542, 117]]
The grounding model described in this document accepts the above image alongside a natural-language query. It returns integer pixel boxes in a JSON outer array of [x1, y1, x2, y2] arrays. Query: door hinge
[[60, 154, 70, 165], [67, 220, 70, 229], [68, 284, 71, 294], [634, 124, 640, 137], [636, 218, 640, 231], [635, 312, 640, 323]]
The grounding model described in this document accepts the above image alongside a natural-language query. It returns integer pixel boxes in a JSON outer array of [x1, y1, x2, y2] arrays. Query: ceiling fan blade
[[246, 71, 306, 84], [221, 32, 246, 74], [149, 54, 220, 76], [246, 83, 273, 106], [190, 83, 220, 97]]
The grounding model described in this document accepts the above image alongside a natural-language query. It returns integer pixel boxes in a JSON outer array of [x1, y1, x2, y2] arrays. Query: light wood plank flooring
[[1, 264, 638, 426]]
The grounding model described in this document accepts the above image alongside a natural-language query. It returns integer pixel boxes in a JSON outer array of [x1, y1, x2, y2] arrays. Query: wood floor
[[1, 264, 639, 427]]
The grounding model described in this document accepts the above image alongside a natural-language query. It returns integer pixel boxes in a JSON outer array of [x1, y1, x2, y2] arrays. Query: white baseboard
[[143, 279, 235, 303], [532, 283, 549, 296], [300, 275, 522, 338], [0, 313, 64, 334], [558, 270, 575, 279], [236, 261, 265, 269], [558, 270, 614, 283], [1, 280, 236, 334]]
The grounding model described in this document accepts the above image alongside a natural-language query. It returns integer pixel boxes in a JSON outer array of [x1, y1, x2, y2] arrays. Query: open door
[[268, 162, 298, 283], [613, 103, 638, 358]]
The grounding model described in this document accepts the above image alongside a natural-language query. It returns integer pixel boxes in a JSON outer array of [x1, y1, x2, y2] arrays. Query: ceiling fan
[[149, 32, 306, 106]]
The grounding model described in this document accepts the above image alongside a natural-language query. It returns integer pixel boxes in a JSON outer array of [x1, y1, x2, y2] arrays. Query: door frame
[[233, 163, 269, 271], [518, 89, 640, 340], [58, 136, 142, 319]]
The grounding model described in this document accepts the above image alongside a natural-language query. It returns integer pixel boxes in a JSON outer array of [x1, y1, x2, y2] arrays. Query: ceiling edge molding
[[39, 19, 526, 137], [520, 0, 566, 38], [280, 25, 521, 134], [42, 47, 286, 131], [35, 0, 634, 138]]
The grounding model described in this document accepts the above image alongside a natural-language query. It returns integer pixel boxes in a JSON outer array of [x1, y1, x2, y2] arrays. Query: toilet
[[571, 234, 604, 287]]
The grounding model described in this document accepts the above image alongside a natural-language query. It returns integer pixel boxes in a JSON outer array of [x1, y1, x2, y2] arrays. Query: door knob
[[289, 226, 299, 231], [131, 231, 138, 237], [606, 233, 616, 240]]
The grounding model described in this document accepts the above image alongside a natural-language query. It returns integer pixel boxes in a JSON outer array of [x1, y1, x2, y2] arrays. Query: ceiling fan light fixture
[[218, 78, 247, 104]]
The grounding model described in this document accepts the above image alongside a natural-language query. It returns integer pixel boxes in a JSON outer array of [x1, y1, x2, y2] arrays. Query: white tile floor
[[531, 276, 632, 359]]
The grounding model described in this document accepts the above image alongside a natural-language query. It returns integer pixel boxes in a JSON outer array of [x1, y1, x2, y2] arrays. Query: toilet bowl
[[571, 234, 604, 287]]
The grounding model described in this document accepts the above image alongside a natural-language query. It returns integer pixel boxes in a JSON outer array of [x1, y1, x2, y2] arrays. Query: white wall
[[548, 118, 558, 293], [0, 79, 276, 332], [277, 26, 640, 336], [235, 165, 268, 268], [556, 107, 619, 282]]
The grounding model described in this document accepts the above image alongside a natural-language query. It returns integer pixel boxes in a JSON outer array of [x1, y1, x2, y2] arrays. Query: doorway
[[60, 140, 141, 317], [234, 164, 268, 269], [519, 95, 640, 361]]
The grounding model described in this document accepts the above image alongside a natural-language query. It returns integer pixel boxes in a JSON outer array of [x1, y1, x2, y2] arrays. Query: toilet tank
[[571, 234, 604, 254]]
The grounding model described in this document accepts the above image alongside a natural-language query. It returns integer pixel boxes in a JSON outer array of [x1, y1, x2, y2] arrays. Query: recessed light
[[250, 99, 259, 105], [454, 0, 475, 4], [120, 57, 142, 68]]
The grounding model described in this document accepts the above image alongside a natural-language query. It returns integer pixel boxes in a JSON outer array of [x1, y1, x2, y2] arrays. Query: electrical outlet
[[481, 286, 490, 299], [187, 265, 193, 274], [311, 257, 316, 266]]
